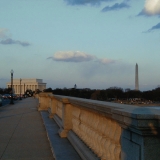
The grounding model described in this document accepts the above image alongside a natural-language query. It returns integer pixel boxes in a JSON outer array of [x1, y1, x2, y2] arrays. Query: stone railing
[[37, 92, 160, 160]]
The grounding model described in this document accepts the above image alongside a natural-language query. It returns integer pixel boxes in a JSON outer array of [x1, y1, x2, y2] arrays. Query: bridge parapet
[[38, 93, 160, 160]]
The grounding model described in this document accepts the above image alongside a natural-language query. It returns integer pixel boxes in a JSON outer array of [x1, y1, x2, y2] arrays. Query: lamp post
[[24, 83, 25, 97], [20, 78, 22, 100], [10, 69, 14, 104]]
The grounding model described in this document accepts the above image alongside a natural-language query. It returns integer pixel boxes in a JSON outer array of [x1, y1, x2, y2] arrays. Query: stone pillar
[[38, 92, 53, 111], [113, 109, 160, 160], [49, 96, 57, 118], [38, 95, 48, 111], [121, 127, 160, 160], [59, 98, 73, 138]]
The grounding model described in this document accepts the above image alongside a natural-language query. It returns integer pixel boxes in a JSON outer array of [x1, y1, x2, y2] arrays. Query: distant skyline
[[0, 0, 160, 91]]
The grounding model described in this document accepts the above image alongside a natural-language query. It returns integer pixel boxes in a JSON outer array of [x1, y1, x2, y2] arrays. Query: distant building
[[135, 63, 139, 90], [7, 79, 46, 95]]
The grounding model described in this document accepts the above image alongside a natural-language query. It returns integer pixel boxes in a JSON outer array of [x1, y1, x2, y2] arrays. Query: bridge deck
[[0, 98, 54, 160]]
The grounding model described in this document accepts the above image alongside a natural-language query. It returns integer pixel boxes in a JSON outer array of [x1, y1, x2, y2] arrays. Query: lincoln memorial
[[7, 79, 46, 95]]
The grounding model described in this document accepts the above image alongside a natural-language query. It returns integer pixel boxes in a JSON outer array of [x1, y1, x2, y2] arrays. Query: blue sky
[[0, 0, 160, 91]]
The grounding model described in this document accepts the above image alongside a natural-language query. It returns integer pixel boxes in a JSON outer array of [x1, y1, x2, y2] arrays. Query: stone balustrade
[[37, 92, 160, 160]]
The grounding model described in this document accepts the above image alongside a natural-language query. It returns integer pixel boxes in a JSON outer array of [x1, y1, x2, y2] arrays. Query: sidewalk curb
[[40, 111, 82, 160]]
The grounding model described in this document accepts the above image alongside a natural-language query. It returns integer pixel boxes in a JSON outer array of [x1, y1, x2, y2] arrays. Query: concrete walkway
[[0, 98, 54, 160]]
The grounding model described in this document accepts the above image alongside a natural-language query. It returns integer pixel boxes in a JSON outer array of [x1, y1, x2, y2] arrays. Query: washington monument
[[135, 63, 139, 90]]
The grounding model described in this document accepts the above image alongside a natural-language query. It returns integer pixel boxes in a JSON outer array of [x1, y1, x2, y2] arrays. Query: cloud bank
[[0, 38, 30, 47], [102, 2, 130, 12], [139, 0, 160, 16], [0, 28, 31, 47], [64, 0, 131, 12], [48, 51, 115, 65], [147, 22, 160, 32]]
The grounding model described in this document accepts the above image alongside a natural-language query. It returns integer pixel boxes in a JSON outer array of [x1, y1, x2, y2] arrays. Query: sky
[[0, 0, 160, 91]]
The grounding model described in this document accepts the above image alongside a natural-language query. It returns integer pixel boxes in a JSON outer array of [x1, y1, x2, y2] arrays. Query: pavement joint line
[[0, 111, 24, 159]]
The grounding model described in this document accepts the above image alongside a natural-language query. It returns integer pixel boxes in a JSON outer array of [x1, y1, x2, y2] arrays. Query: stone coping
[[53, 95, 160, 119]]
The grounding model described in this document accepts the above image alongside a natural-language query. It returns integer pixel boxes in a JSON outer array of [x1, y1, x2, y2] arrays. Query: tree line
[[43, 87, 160, 102], [1, 86, 159, 102]]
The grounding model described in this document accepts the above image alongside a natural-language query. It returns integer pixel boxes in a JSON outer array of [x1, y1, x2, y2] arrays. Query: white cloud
[[0, 28, 8, 39], [144, 0, 160, 15], [52, 51, 96, 62], [48, 51, 116, 66]]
